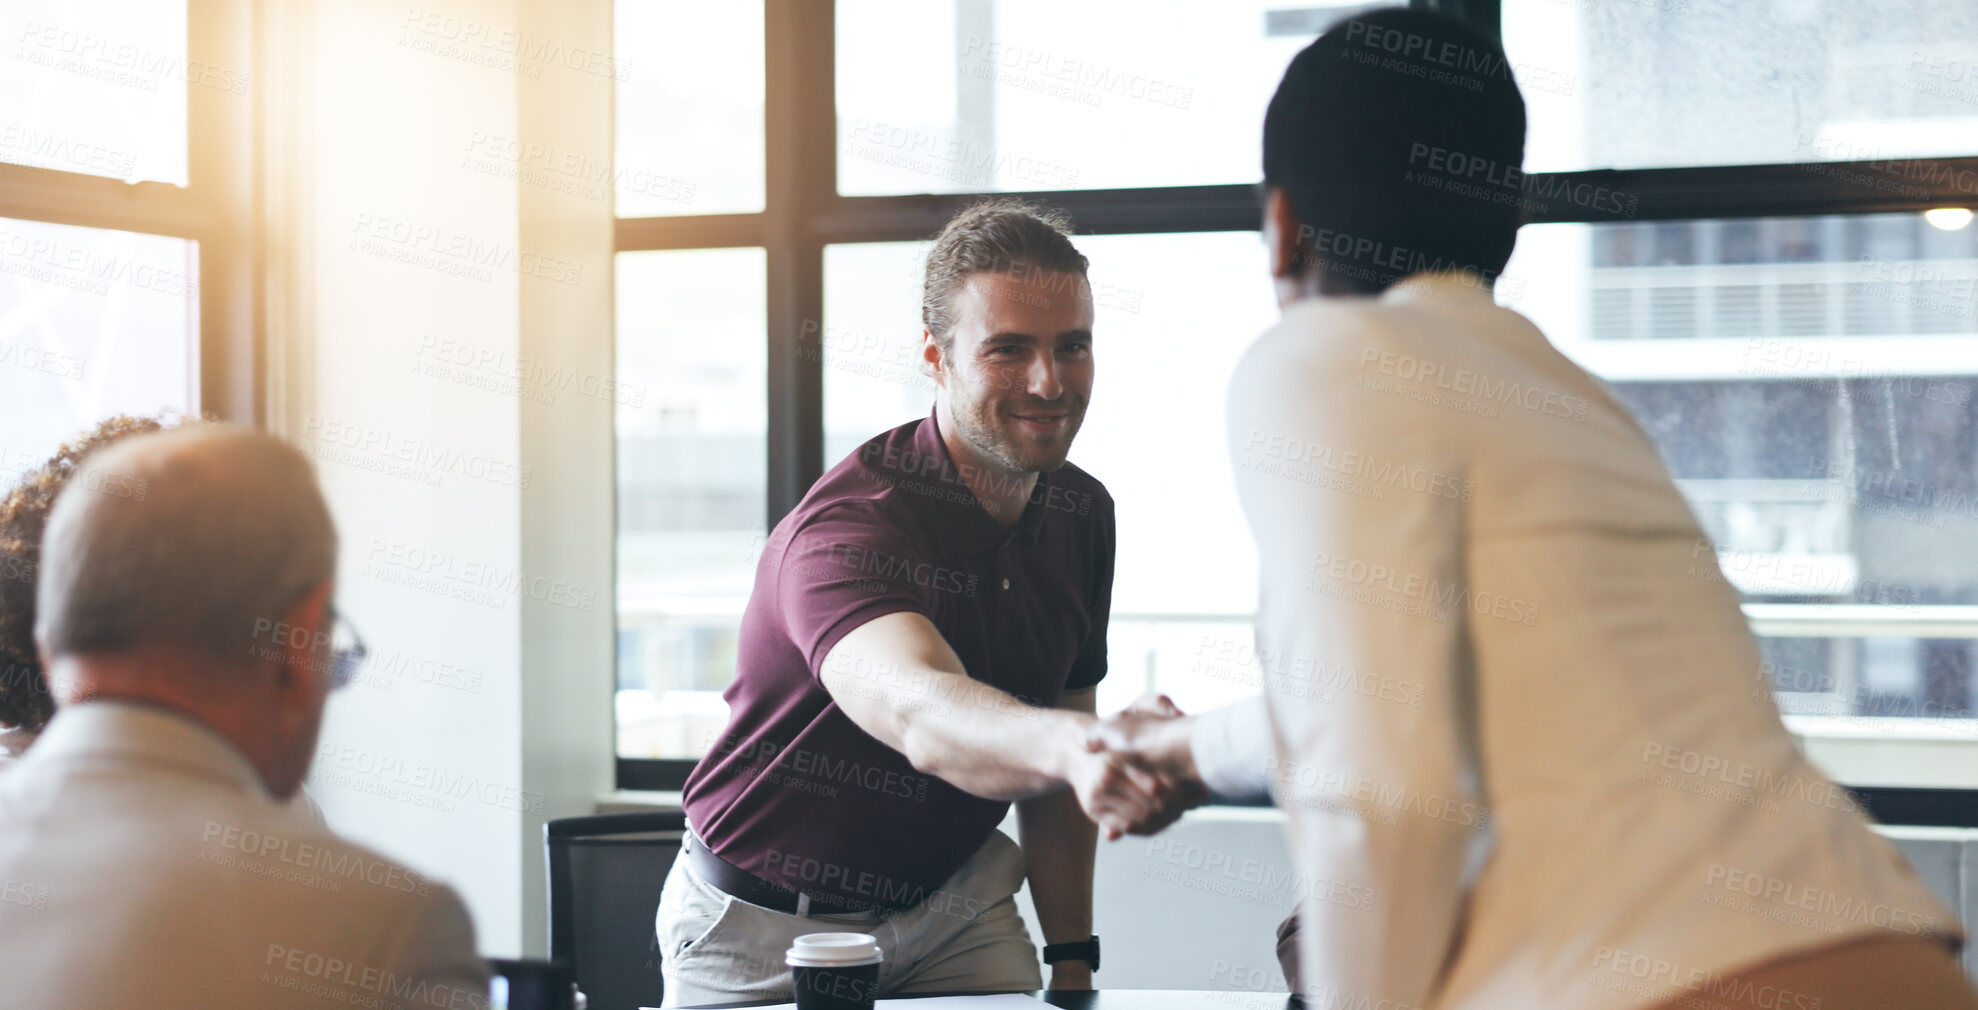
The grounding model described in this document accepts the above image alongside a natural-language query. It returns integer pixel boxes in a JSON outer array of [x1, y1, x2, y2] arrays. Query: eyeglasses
[[327, 605, 368, 691]]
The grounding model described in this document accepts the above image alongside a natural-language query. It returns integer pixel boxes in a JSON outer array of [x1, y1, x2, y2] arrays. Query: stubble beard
[[957, 398, 1084, 475]]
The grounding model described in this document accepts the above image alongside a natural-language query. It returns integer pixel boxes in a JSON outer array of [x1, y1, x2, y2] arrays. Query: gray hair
[[35, 425, 337, 662]]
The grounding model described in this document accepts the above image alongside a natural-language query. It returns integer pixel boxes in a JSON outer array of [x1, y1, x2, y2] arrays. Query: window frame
[[0, 0, 262, 425], [614, 0, 1978, 804]]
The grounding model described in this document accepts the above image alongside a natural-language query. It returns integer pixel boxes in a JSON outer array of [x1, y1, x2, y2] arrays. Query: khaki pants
[[656, 830, 1043, 1008], [1647, 934, 1978, 1010]]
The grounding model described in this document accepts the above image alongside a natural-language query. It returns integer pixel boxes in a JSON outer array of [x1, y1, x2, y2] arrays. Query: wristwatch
[[1042, 935, 1100, 972]]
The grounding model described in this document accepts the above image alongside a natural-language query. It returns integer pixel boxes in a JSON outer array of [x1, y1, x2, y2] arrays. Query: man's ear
[[1264, 187, 1307, 281], [921, 329, 944, 382], [272, 580, 335, 694]]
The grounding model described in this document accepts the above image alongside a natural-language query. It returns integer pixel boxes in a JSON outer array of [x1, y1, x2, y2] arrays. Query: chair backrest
[[545, 811, 688, 1010]]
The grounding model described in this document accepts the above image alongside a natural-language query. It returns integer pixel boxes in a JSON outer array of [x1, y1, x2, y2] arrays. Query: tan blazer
[[0, 702, 488, 1009], [1191, 273, 1956, 1009]]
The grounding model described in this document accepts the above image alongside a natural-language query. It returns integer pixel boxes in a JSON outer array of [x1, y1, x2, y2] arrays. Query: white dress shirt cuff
[[1190, 694, 1273, 803]]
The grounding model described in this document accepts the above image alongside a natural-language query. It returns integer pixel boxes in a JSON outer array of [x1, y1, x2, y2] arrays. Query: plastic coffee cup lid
[[786, 932, 883, 968]]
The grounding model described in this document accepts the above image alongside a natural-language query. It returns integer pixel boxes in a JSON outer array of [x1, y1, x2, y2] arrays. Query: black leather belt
[[686, 835, 883, 917]]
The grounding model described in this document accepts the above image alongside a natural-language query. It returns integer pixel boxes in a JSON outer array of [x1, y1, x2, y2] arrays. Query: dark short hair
[[1263, 7, 1527, 292], [922, 199, 1089, 351], [0, 414, 181, 731]]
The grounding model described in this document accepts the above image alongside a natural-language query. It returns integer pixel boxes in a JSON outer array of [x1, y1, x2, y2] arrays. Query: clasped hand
[[1065, 693, 1208, 840]]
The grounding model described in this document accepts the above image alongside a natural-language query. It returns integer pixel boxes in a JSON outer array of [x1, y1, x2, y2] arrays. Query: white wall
[[1013, 807, 1299, 997], [268, 0, 615, 957]]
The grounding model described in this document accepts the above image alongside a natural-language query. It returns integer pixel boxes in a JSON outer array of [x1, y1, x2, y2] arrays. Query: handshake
[[1066, 694, 1210, 841]]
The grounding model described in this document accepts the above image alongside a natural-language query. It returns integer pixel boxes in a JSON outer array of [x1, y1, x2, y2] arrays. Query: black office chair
[[545, 811, 689, 1010]]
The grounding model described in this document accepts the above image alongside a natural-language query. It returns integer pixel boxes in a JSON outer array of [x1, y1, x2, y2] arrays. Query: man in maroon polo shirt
[[657, 202, 1181, 1007]]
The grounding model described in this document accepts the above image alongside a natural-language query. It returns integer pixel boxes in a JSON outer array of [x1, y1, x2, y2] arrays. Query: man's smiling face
[[929, 268, 1096, 475]]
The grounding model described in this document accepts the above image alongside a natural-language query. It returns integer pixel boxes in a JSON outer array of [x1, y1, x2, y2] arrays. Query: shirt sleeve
[[776, 502, 934, 686], [1228, 317, 1480, 1007], [1064, 487, 1116, 692], [1189, 693, 1273, 802]]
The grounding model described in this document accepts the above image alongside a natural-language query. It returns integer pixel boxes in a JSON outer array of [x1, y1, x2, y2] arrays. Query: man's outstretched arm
[[819, 611, 1171, 837]]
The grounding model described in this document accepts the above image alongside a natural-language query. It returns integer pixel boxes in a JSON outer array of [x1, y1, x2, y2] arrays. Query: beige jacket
[[0, 701, 488, 1009], [1191, 273, 1957, 1010]]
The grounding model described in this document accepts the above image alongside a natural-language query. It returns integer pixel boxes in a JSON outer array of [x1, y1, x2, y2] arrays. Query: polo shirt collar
[[913, 407, 1054, 549]]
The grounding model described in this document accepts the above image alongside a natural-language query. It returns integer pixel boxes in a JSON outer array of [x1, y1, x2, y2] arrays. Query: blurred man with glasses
[[0, 425, 486, 1010]]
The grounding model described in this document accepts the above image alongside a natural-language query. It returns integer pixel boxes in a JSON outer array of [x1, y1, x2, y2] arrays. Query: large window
[[1505, 213, 1978, 732], [0, 0, 249, 472], [835, 0, 1318, 194], [615, 248, 767, 759], [2, 0, 192, 185], [613, 2, 764, 216], [1504, 0, 1978, 173], [611, 0, 1978, 793], [0, 217, 199, 464]]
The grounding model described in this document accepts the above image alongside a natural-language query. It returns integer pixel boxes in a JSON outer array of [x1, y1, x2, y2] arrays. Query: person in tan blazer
[[1097, 10, 1978, 1010], [0, 424, 486, 1009]]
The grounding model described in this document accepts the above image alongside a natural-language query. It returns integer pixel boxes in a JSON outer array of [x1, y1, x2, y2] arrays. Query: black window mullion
[[614, 213, 767, 252], [763, 0, 834, 528], [1523, 158, 1978, 223], [786, 157, 1978, 251], [809, 184, 1264, 244]]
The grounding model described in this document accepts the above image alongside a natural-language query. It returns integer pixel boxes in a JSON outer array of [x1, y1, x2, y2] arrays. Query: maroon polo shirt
[[682, 409, 1115, 911]]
